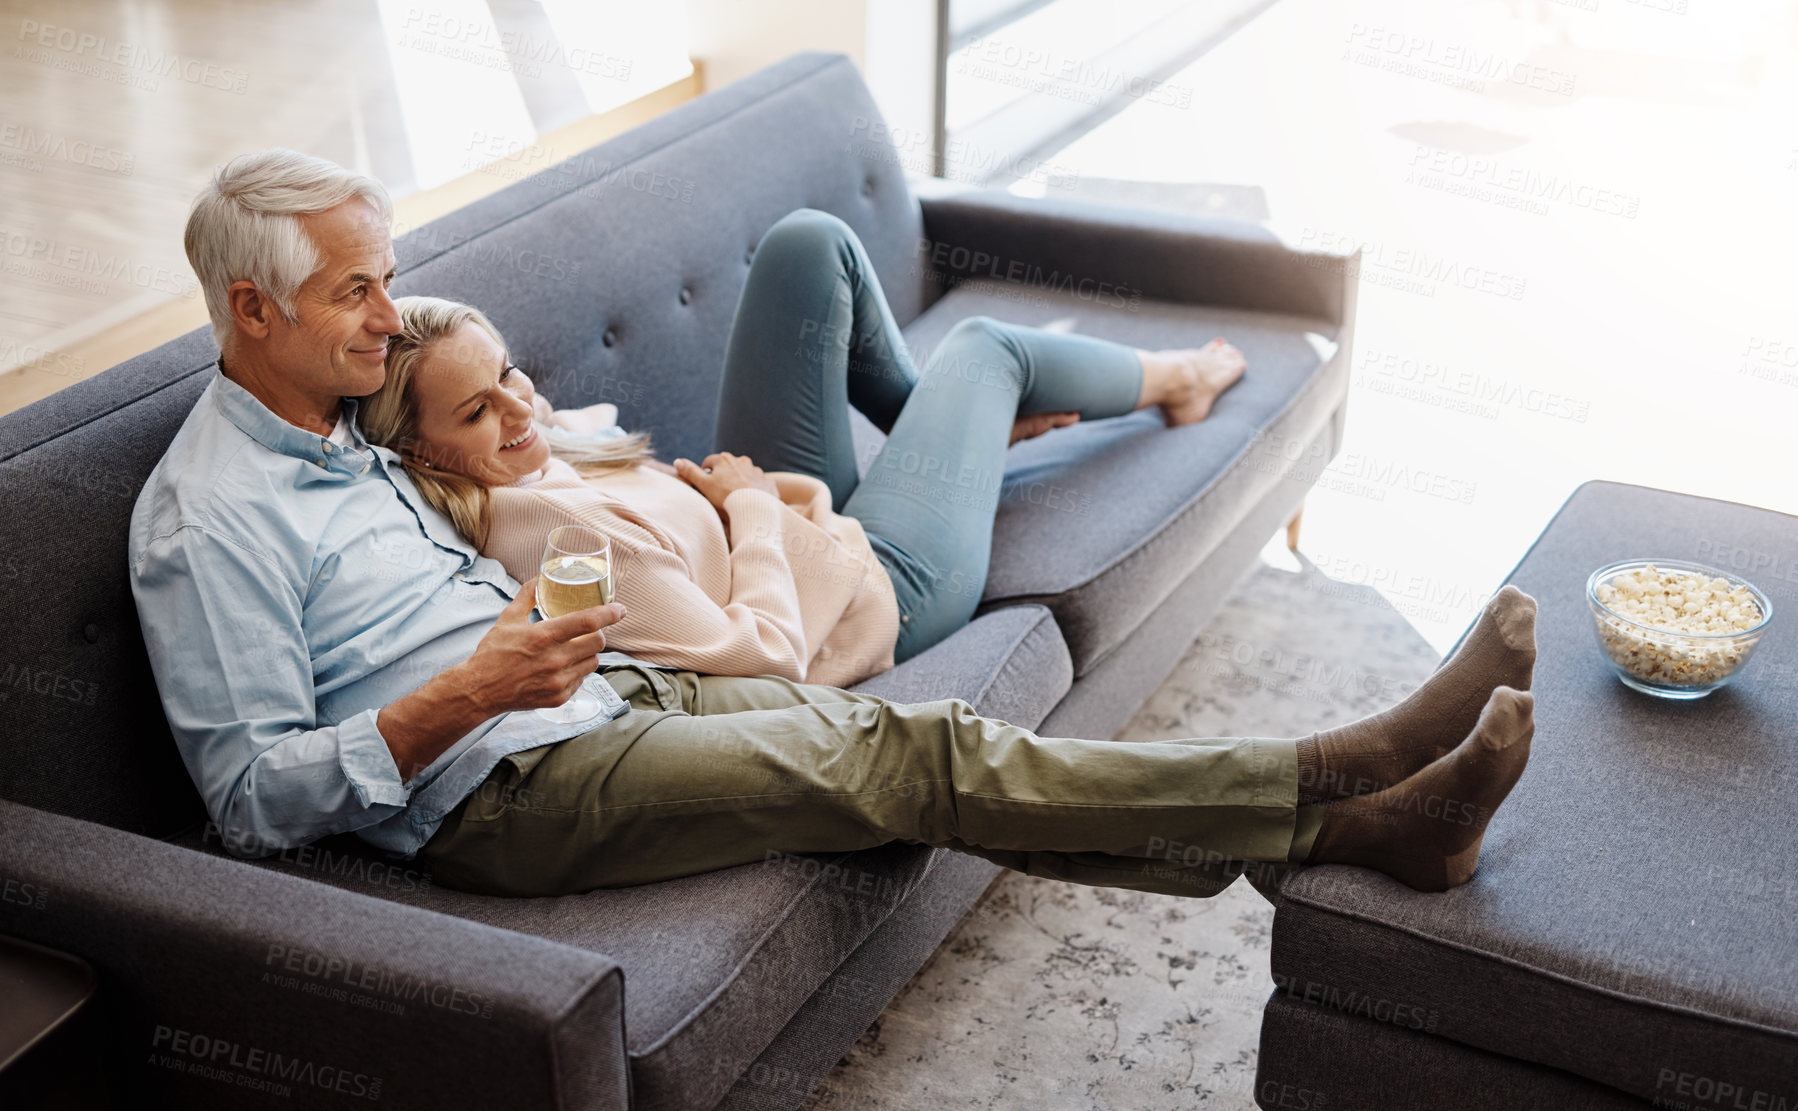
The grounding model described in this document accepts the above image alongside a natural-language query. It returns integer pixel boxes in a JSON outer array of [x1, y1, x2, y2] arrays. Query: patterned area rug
[[802, 554, 1442, 1110]]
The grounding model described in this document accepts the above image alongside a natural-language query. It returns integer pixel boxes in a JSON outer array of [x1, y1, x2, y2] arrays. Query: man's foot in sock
[[1296, 585, 1537, 802], [1138, 338, 1247, 426], [1305, 686, 1534, 892]]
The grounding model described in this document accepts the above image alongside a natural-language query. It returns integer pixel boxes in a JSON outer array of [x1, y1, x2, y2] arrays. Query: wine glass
[[534, 524, 614, 724]]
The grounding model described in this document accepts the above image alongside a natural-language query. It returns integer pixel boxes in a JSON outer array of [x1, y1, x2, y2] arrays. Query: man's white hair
[[184, 149, 394, 349]]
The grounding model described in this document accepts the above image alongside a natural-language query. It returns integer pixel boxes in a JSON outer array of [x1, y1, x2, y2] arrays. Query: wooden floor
[[0, 0, 700, 417]]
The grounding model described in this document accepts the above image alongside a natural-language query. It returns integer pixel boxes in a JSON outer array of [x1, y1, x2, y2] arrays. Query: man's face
[[264, 198, 400, 400]]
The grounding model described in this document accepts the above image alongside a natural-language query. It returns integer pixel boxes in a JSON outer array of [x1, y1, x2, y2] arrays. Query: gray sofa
[[0, 52, 1355, 1109]]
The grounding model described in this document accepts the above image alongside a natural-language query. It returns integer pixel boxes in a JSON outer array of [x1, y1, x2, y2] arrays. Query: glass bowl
[[1586, 559, 1773, 700]]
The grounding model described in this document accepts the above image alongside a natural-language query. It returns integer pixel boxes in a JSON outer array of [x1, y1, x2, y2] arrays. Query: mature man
[[131, 149, 1535, 900], [130, 149, 629, 860]]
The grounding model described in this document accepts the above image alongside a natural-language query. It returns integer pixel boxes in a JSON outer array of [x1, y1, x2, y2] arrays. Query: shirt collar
[[209, 364, 371, 464]]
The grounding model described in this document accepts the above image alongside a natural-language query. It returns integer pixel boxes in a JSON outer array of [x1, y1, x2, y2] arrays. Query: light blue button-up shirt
[[128, 370, 630, 859]]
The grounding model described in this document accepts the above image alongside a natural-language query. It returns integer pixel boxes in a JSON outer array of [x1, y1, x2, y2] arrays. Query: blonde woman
[[358, 208, 1249, 685]]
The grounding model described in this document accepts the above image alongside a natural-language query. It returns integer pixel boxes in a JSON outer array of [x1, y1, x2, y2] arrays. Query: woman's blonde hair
[[357, 295, 653, 548]]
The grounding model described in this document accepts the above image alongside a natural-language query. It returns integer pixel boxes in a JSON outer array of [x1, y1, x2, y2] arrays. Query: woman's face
[[408, 320, 552, 484]]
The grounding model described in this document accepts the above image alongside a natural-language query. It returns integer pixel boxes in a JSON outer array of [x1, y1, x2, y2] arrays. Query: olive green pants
[[418, 664, 1324, 900]]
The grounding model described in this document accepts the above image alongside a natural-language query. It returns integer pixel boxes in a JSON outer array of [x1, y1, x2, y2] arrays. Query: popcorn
[[1592, 564, 1765, 688]]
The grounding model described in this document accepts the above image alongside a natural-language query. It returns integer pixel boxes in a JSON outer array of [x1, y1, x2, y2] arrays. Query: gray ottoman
[[1258, 480, 1798, 1108]]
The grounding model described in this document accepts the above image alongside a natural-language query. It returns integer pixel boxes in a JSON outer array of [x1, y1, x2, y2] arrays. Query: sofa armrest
[[0, 798, 629, 1109], [916, 186, 1359, 327]]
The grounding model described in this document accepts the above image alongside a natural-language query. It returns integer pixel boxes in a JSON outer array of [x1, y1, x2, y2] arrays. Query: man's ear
[[227, 280, 273, 340]]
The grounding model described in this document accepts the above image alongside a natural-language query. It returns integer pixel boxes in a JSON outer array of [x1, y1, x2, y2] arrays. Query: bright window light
[[377, 0, 536, 190]]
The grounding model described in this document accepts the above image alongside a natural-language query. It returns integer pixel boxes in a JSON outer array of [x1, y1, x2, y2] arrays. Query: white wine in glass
[[534, 525, 614, 724], [540, 554, 613, 613]]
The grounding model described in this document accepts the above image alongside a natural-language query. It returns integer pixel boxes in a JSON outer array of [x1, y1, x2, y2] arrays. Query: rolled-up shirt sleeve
[[131, 522, 411, 856]]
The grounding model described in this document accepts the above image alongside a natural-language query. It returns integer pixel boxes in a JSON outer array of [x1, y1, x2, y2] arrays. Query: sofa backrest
[[0, 51, 935, 837]]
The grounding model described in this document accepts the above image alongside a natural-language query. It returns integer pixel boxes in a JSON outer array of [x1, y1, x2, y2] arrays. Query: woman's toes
[[1192, 343, 1247, 392], [1158, 342, 1248, 426]]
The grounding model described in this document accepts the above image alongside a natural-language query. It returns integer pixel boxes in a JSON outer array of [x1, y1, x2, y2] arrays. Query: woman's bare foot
[[1138, 338, 1248, 426]]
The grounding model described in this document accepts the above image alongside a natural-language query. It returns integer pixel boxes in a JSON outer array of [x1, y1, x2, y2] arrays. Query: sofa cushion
[[167, 604, 1069, 1111], [855, 278, 1346, 678], [849, 600, 1072, 722], [0, 362, 216, 839], [1271, 481, 1798, 1107]]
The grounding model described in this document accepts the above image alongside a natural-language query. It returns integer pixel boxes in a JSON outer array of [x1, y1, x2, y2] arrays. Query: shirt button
[[360, 464, 370, 474], [900, 614, 910, 623], [322, 442, 334, 453]]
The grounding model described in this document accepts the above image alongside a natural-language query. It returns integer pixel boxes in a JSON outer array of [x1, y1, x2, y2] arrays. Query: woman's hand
[[672, 452, 780, 514], [1010, 411, 1079, 445]]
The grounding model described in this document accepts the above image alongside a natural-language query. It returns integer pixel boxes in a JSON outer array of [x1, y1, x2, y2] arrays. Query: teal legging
[[712, 208, 1145, 662]]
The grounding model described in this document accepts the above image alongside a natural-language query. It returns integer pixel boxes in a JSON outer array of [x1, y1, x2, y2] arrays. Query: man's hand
[[672, 452, 780, 515], [1010, 411, 1079, 446], [377, 580, 626, 780], [450, 579, 625, 717]]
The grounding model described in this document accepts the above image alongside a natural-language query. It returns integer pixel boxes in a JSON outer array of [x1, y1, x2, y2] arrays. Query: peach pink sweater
[[482, 404, 899, 687]]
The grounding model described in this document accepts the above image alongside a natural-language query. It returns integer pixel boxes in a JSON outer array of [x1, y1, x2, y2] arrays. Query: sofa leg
[[1285, 502, 1304, 550]]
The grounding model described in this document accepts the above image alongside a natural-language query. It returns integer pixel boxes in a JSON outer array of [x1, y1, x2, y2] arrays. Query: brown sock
[[1304, 686, 1534, 892], [1294, 585, 1536, 802]]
